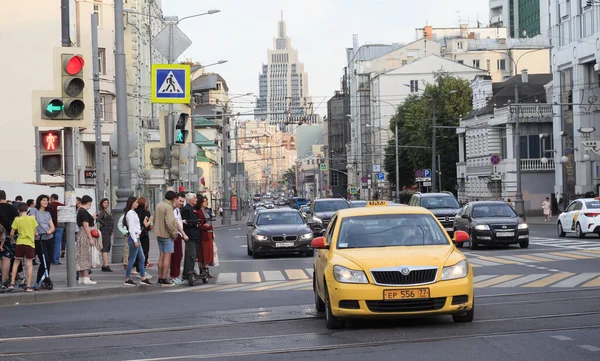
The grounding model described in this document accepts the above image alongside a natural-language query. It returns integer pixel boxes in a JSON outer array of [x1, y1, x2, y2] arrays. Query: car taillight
[[584, 212, 600, 217]]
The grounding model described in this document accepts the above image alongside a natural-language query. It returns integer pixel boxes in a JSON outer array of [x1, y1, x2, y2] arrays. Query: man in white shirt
[[170, 193, 188, 285]]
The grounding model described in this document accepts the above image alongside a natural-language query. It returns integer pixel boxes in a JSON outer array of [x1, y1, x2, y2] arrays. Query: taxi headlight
[[300, 232, 313, 240], [441, 260, 468, 281], [333, 265, 368, 284], [474, 224, 490, 231], [254, 235, 268, 241], [518, 223, 528, 229]]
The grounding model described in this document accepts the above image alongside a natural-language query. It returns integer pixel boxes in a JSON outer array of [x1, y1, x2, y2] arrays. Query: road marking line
[[521, 273, 575, 287], [551, 335, 573, 341], [472, 275, 498, 283], [285, 269, 309, 280], [194, 283, 244, 292], [276, 280, 313, 290], [517, 254, 556, 262], [477, 256, 520, 265], [241, 272, 262, 283], [552, 273, 600, 288], [495, 255, 537, 263], [492, 274, 549, 287], [220, 281, 283, 292], [474, 275, 520, 288], [263, 270, 285, 281], [582, 249, 600, 254], [470, 264, 482, 268], [468, 258, 501, 266], [297, 286, 313, 291], [250, 279, 311, 291], [568, 251, 600, 258], [578, 345, 600, 352], [550, 252, 594, 260], [581, 276, 600, 287], [532, 253, 572, 260], [305, 268, 314, 276], [216, 272, 237, 284]]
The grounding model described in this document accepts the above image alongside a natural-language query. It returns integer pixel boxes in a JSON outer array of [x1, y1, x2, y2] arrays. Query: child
[[542, 197, 551, 222], [7, 203, 38, 292]]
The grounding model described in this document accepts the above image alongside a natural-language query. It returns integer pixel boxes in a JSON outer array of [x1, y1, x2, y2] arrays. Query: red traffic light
[[64, 55, 84, 75], [41, 131, 60, 152]]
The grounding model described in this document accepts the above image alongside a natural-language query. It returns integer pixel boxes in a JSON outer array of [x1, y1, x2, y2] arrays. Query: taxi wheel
[[557, 222, 566, 237], [452, 302, 474, 323], [324, 286, 344, 329], [314, 275, 325, 312], [575, 223, 585, 238]]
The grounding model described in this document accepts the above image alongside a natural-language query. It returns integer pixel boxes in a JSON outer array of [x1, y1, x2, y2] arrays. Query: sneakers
[[136, 272, 153, 280], [140, 279, 152, 286], [157, 278, 174, 287], [124, 279, 137, 286], [82, 277, 97, 285], [171, 277, 184, 285], [102, 266, 113, 272]]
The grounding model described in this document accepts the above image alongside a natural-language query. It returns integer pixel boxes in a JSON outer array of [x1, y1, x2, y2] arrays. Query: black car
[[453, 201, 529, 249], [305, 198, 350, 235], [246, 209, 314, 258], [408, 192, 461, 237]]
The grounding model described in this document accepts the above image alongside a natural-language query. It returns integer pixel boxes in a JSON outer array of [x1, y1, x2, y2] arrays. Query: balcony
[[521, 158, 555, 171]]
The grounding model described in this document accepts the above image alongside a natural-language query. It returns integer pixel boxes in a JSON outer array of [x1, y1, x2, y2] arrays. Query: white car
[[557, 198, 600, 238]]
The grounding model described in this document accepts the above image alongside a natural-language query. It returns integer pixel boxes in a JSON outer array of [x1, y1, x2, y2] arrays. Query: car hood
[[255, 224, 311, 235], [473, 217, 520, 226], [335, 245, 455, 269], [427, 208, 461, 216]]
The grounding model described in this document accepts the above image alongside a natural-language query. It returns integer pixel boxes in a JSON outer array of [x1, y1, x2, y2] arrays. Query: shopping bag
[[212, 241, 219, 267], [91, 246, 101, 268]]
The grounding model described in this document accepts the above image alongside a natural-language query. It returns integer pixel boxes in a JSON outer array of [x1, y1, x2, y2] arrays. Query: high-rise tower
[[255, 12, 316, 131]]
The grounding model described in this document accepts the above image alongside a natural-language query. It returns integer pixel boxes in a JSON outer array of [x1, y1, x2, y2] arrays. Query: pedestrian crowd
[[0, 189, 217, 291]]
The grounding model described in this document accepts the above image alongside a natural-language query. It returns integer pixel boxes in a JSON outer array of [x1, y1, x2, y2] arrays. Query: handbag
[[90, 229, 100, 238]]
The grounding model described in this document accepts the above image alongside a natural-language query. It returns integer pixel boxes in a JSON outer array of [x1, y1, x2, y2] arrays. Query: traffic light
[[174, 112, 190, 144], [39, 130, 63, 175], [33, 47, 91, 127], [170, 144, 182, 178]]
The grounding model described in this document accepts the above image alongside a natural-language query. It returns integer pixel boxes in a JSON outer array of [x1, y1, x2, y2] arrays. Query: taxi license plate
[[383, 288, 430, 300], [496, 231, 514, 237], [275, 242, 294, 247]]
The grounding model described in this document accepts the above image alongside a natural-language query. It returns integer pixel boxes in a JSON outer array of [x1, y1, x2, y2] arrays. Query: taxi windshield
[[336, 214, 449, 248]]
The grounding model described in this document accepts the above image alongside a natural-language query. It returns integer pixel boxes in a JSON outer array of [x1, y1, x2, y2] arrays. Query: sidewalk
[[526, 216, 556, 226], [0, 219, 246, 306]]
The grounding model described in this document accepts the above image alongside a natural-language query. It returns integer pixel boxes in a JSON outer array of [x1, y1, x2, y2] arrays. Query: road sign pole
[[112, 0, 134, 264], [167, 24, 175, 183], [92, 13, 105, 205]]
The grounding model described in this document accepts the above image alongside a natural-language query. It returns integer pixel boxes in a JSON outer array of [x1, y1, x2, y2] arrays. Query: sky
[[162, 0, 490, 117]]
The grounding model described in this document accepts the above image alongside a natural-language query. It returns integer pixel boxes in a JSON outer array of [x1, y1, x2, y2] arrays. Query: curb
[[0, 284, 163, 307]]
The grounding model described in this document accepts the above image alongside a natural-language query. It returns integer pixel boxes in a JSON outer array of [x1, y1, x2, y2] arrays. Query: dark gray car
[[305, 198, 350, 235], [246, 209, 314, 258]]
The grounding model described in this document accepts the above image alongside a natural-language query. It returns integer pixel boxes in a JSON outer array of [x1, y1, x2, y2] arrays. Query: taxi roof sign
[[367, 201, 388, 207]]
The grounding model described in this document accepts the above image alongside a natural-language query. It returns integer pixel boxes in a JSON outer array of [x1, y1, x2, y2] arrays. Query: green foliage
[[384, 71, 472, 191], [283, 166, 296, 185]]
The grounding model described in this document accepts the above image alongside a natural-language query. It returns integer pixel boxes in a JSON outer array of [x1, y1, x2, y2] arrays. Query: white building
[[549, 0, 600, 205], [370, 55, 487, 197], [456, 73, 554, 215], [255, 12, 316, 130]]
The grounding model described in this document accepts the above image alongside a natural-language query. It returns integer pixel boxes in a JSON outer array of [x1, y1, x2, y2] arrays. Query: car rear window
[[585, 201, 600, 209]]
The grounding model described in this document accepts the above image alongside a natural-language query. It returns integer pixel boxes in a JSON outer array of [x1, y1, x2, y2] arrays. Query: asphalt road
[[1, 219, 599, 360]]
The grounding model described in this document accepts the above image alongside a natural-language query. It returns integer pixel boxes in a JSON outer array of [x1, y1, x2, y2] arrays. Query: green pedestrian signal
[[175, 129, 188, 144]]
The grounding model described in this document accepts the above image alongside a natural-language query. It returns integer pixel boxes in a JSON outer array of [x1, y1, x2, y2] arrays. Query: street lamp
[[371, 98, 400, 202]]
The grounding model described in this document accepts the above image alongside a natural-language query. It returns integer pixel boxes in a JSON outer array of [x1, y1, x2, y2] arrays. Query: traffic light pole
[[166, 24, 175, 183], [91, 13, 105, 205], [60, 0, 77, 288], [112, 0, 134, 263]]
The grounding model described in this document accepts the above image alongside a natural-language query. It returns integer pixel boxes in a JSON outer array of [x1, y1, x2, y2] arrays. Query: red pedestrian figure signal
[[44, 132, 58, 151]]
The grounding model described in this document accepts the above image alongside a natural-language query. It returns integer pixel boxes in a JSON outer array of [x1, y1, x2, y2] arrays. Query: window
[[98, 48, 106, 74], [519, 134, 547, 158], [84, 143, 96, 168], [409, 80, 419, 92], [500, 136, 507, 159], [457, 60, 464, 64], [472, 60, 480, 68], [331, 171, 339, 187], [486, 59, 491, 71], [497, 59, 506, 70], [98, 96, 105, 122], [93, 2, 101, 27], [457, 42, 463, 50]]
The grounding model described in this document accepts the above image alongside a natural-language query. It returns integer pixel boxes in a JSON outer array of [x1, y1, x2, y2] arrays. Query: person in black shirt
[[0, 190, 19, 287]]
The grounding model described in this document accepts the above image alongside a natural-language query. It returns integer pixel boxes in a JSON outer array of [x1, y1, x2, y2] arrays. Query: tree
[[384, 71, 472, 192], [283, 166, 296, 186]]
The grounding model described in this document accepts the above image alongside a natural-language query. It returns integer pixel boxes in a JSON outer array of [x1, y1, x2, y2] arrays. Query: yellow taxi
[[311, 204, 473, 329]]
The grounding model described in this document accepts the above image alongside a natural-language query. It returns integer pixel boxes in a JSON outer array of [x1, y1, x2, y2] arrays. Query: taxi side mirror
[[245, 221, 254, 227], [311, 237, 329, 249], [454, 230, 470, 243]]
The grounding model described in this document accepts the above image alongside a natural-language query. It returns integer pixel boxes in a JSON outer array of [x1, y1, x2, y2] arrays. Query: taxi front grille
[[366, 298, 446, 312], [371, 269, 437, 285]]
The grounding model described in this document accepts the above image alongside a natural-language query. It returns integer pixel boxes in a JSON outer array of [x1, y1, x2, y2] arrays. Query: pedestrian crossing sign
[[151, 64, 191, 104]]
